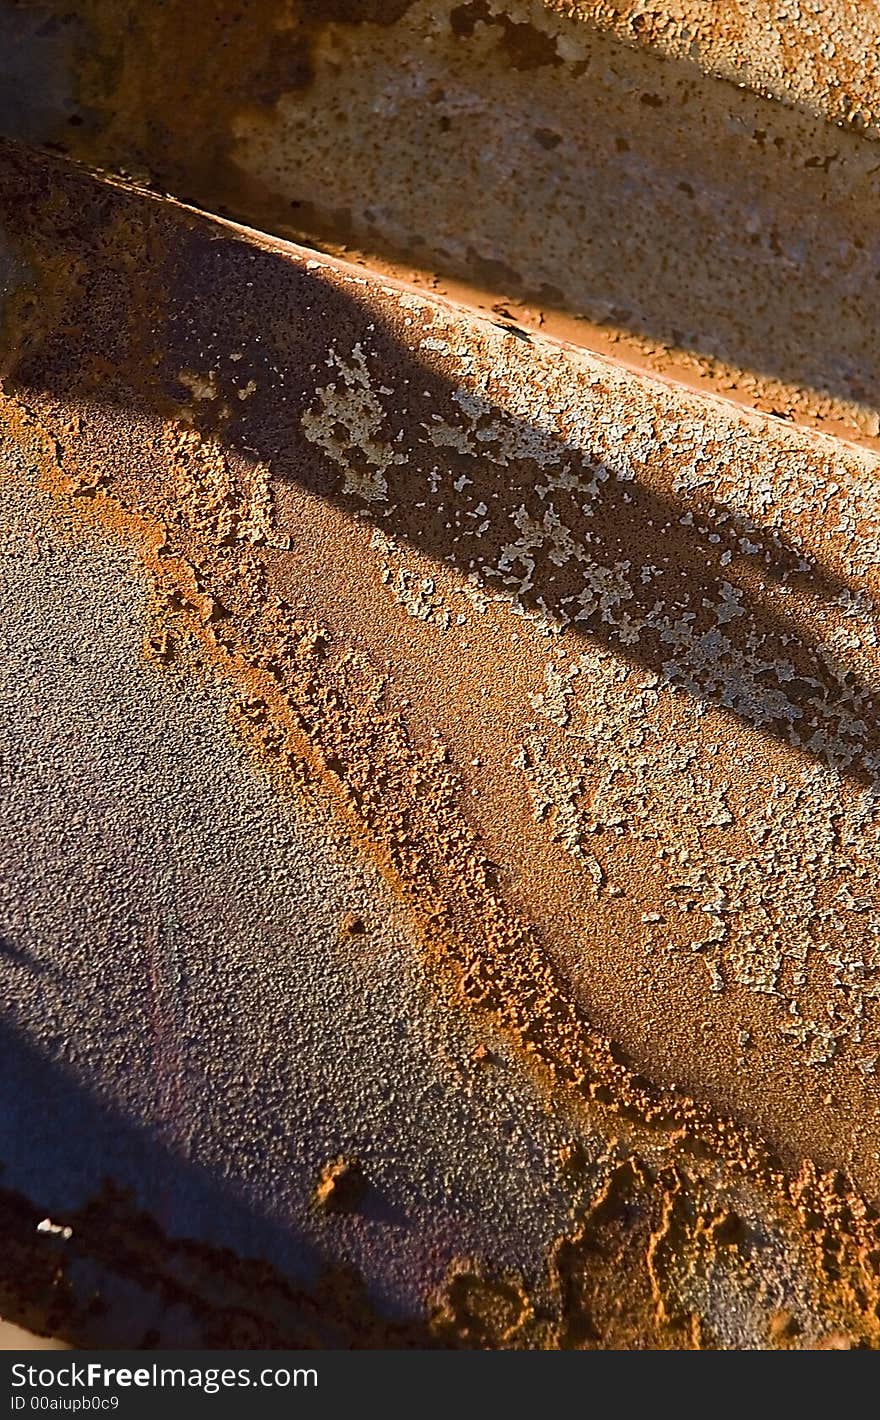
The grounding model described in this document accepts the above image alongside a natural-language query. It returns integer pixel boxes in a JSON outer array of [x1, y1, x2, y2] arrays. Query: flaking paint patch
[[301, 342, 401, 502], [372, 527, 452, 629], [8, 149, 880, 1343], [307, 304, 880, 1066]]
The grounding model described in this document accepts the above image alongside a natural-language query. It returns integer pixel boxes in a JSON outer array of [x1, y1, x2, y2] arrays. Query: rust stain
[[25, 0, 880, 453], [5, 141, 880, 1346]]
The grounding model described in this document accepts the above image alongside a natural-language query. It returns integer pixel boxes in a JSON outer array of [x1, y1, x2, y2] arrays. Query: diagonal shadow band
[[1, 1, 877, 435], [2, 140, 879, 788]]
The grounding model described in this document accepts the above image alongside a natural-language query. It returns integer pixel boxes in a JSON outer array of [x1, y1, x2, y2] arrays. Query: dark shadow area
[[0, 933, 53, 977], [2, 2, 877, 422], [0, 1015, 439, 1347], [2, 139, 876, 785]]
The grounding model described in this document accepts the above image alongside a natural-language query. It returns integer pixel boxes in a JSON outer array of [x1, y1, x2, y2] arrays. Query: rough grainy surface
[[3, 142, 880, 1347], [0, 440, 585, 1344], [1, 0, 879, 447], [550, 0, 880, 135]]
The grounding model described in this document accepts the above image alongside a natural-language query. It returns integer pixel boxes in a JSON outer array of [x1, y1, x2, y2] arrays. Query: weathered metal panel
[[3, 0, 880, 1351], [2, 138, 880, 1347], [2, 1, 880, 447]]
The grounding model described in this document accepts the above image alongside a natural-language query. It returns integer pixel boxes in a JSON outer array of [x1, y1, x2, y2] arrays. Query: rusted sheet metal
[[2, 141, 880, 1347], [1, 1, 879, 452]]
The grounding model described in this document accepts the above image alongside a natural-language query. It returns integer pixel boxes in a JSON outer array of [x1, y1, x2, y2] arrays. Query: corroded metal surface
[[2, 0, 879, 449], [2, 136, 880, 1347]]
